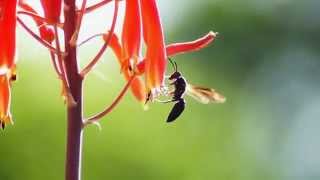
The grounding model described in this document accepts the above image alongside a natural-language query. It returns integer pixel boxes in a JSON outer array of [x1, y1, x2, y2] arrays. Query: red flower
[[166, 31, 217, 57], [121, 0, 142, 71], [0, 0, 17, 128], [105, 0, 217, 104], [140, 0, 167, 92], [40, 0, 62, 24], [103, 33, 146, 103], [19, 0, 55, 43]]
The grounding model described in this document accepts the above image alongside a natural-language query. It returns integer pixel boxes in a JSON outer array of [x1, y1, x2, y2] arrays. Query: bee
[[164, 59, 187, 122], [165, 58, 226, 123]]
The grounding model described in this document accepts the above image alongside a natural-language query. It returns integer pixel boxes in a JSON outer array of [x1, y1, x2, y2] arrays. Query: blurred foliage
[[1, 0, 320, 180]]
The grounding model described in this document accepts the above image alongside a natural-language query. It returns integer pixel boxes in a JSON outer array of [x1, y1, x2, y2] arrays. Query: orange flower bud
[[39, 26, 55, 43]]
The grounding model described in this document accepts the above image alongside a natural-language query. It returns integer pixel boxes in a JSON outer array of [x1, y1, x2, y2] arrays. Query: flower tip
[[0, 113, 12, 130], [208, 31, 218, 37]]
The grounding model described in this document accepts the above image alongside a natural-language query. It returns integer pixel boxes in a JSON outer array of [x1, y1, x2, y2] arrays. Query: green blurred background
[[1, 0, 320, 179]]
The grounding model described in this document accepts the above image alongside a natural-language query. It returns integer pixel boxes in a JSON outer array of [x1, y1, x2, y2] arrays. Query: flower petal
[[39, 26, 55, 43], [40, 0, 62, 24], [103, 33, 146, 103], [122, 0, 142, 65], [140, 0, 167, 91], [0, 0, 17, 69], [19, 1, 55, 43], [166, 31, 217, 57], [0, 75, 12, 129]]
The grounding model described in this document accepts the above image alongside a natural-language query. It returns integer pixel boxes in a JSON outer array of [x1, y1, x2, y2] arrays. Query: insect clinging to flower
[[146, 58, 226, 123]]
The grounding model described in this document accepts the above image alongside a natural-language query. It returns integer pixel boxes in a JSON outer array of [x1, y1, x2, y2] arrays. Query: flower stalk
[[63, 1, 84, 180], [1, 0, 223, 179]]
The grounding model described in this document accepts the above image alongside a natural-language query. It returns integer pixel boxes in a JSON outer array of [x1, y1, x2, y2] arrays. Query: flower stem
[[63, 0, 83, 180], [79, 0, 113, 14], [80, 0, 119, 77], [84, 75, 135, 125], [17, 17, 58, 54]]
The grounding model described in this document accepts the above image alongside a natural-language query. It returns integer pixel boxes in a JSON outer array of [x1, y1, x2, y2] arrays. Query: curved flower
[[104, 0, 218, 104], [0, 0, 17, 128], [103, 33, 146, 103], [166, 31, 217, 57]]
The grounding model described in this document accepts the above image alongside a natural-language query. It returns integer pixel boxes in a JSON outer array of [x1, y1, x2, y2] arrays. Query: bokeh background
[[1, 0, 320, 179]]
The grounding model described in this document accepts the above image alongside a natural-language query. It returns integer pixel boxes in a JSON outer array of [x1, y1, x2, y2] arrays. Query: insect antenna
[[174, 61, 178, 71], [168, 58, 178, 72]]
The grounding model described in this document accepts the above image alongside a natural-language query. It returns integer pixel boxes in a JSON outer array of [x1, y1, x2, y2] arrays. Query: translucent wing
[[186, 84, 226, 104]]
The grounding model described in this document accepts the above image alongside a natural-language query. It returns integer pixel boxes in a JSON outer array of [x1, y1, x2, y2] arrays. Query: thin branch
[[80, 0, 119, 77], [18, 11, 64, 28], [70, 0, 87, 46], [80, 0, 113, 14], [54, 25, 70, 89], [84, 75, 135, 125], [77, 33, 105, 47], [17, 17, 58, 54], [49, 51, 62, 76], [18, 11, 48, 25]]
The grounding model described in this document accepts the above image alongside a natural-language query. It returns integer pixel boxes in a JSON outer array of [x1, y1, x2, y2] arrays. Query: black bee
[[166, 58, 187, 123], [166, 58, 226, 123], [145, 59, 226, 123]]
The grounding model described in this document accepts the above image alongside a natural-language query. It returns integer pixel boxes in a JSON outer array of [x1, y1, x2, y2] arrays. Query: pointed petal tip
[[166, 31, 218, 57], [0, 114, 13, 130], [208, 31, 218, 37]]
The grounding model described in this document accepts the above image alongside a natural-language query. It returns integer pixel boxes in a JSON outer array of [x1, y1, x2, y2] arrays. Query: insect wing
[[186, 84, 226, 104]]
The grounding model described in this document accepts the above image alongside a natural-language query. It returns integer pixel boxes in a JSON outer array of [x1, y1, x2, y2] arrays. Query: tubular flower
[[106, 0, 218, 104], [104, 33, 146, 103], [0, 0, 17, 128], [166, 31, 217, 57], [135, 31, 218, 75], [140, 0, 167, 93], [40, 0, 62, 24], [121, 0, 142, 71]]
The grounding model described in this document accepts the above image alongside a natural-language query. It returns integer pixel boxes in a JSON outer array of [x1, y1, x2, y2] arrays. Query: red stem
[[70, 0, 87, 46], [78, 33, 105, 47], [54, 25, 70, 89], [17, 17, 58, 54], [80, 0, 113, 14], [80, 0, 119, 76], [85, 75, 135, 124], [18, 11, 49, 25], [49, 51, 62, 76], [63, 0, 83, 180]]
